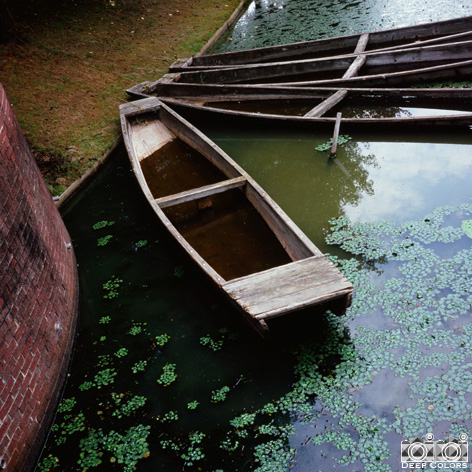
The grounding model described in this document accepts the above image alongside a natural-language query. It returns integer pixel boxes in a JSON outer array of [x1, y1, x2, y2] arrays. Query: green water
[[203, 125, 472, 253], [212, 0, 472, 53], [38, 1, 472, 471]]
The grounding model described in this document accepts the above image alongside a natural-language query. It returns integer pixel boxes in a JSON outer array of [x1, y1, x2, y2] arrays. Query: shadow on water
[[47, 142, 350, 471]]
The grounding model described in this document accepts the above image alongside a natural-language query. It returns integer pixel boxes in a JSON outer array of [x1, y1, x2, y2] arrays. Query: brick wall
[[0, 84, 79, 471]]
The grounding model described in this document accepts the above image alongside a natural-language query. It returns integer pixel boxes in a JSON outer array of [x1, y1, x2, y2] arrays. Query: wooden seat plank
[[223, 256, 352, 320]]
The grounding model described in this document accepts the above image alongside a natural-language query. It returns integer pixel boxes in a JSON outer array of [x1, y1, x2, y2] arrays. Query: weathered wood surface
[[155, 176, 246, 208], [120, 97, 353, 337], [280, 58, 472, 87], [168, 15, 472, 70], [304, 89, 347, 117], [330, 113, 342, 158], [223, 256, 352, 320], [132, 119, 174, 161], [343, 55, 366, 78], [174, 40, 472, 85], [160, 96, 472, 129], [127, 80, 472, 101]]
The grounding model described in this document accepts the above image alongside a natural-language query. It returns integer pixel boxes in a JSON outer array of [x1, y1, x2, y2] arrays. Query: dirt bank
[[0, 0, 242, 194]]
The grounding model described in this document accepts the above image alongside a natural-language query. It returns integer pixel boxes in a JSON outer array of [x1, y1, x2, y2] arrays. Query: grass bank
[[0, 0, 242, 194]]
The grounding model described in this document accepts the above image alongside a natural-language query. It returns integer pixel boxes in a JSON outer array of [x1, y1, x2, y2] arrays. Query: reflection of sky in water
[[344, 142, 472, 223], [213, 0, 472, 52]]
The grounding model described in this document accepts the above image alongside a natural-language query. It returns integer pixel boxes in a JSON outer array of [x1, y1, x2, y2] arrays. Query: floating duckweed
[[187, 400, 199, 410], [253, 439, 296, 472], [114, 348, 128, 358], [102, 275, 123, 299], [315, 135, 352, 152], [133, 239, 148, 249], [37, 454, 60, 471], [220, 436, 239, 452], [97, 234, 113, 246], [157, 363, 177, 386], [211, 385, 230, 403], [131, 360, 148, 374], [200, 334, 224, 351], [155, 333, 170, 348], [230, 412, 256, 429], [128, 322, 144, 336], [112, 394, 146, 418], [158, 410, 179, 423], [94, 368, 117, 388], [57, 397, 76, 413], [93, 220, 115, 230], [99, 315, 111, 324]]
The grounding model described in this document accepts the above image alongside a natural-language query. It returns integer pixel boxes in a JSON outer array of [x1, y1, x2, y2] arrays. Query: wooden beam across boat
[[168, 15, 472, 71], [120, 97, 353, 338]]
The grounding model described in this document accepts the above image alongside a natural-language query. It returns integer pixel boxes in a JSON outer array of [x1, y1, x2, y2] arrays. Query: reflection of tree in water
[[330, 105, 413, 119], [326, 139, 378, 217]]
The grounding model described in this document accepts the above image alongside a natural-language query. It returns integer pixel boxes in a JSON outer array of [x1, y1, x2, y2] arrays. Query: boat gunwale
[[173, 39, 472, 86], [158, 96, 472, 128], [120, 98, 329, 304]]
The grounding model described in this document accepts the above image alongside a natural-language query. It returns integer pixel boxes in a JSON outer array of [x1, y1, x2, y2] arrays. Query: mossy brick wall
[[0, 83, 79, 471]]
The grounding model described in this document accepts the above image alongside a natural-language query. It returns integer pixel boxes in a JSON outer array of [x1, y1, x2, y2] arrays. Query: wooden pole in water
[[330, 112, 342, 159]]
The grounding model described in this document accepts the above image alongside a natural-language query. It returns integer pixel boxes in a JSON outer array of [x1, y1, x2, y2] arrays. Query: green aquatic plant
[[315, 135, 352, 152], [37, 454, 60, 471], [158, 410, 179, 423], [102, 275, 123, 299], [211, 385, 230, 403], [462, 218, 472, 239], [93, 220, 115, 230], [112, 394, 147, 419], [200, 334, 223, 351], [97, 234, 113, 246], [53, 413, 86, 445], [114, 348, 128, 358], [133, 239, 148, 249], [99, 315, 111, 324], [220, 436, 240, 452], [94, 368, 117, 388], [128, 322, 144, 336], [57, 397, 76, 413], [157, 363, 177, 386], [160, 438, 182, 451], [230, 412, 256, 429], [187, 400, 199, 410], [79, 381, 94, 391], [253, 439, 296, 472], [155, 333, 170, 348], [131, 360, 148, 374], [78, 425, 151, 471]]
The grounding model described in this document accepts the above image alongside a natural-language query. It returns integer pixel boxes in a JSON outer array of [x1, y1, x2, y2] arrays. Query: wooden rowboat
[[171, 40, 472, 87], [170, 15, 472, 71], [126, 82, 472, 128], [120, 97, 353, 338]]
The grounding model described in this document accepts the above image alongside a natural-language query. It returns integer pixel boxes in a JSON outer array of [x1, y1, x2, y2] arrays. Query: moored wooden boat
[[171, 40, 472, 86], [126, 81, 472, 128], [170, 15, 472, 71], [120, 97, 353, 338]]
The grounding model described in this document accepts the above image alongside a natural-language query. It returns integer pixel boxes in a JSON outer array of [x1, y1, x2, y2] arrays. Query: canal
[[38, 1, 472, 471]]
